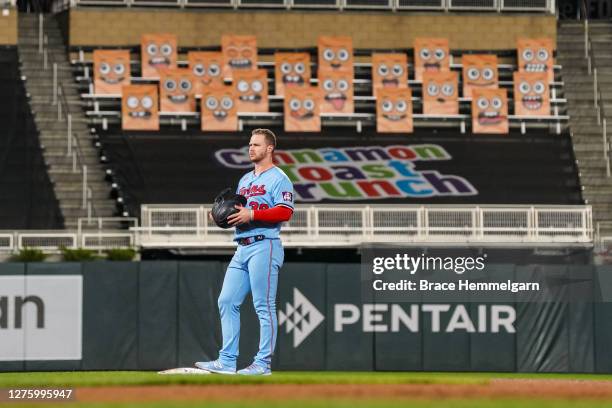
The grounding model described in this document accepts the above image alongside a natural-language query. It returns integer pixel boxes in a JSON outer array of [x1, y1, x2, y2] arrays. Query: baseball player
[[196, 128, 294, 376]]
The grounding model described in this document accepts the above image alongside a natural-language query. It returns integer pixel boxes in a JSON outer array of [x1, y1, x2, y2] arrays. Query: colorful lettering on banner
[[201, 85, 238, 132], [233, 69, 269, 113], [140, 33, 177, 79], [413, 38, 450, 82], [471, 88, 508, 134], [513, 71, 550, 117], [517, 38, 555, 83], [422, 71, 459, 115], [93, 50, 130, 95], [222, 35, 257, 79], [284, 87, 322, 132], [187, 51, 223, 96], [371, 53, 408, 97], [376, 88, 413, 133], [317, 36, 354, 74], [122, 84, 159, 131], [319, 71, 354, 114], [274, 52, 311, 96], [462, 54, 498, 99], [159, 68, 195, 113]]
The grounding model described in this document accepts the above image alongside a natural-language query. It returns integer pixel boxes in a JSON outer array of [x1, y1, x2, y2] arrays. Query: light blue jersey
[[235, 166, 294, 240]]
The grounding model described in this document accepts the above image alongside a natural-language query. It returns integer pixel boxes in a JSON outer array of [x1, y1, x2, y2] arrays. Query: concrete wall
[[69, 9, 556, 50], [0, 9, 17, 46]]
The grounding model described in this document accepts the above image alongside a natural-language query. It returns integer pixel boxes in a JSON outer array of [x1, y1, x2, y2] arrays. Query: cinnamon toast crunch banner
[[93, 50, 130, 95]]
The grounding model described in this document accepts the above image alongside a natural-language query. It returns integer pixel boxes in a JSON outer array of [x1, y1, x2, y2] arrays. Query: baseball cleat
[[194, 360, 236, 375], [237, 363, 272, 376]]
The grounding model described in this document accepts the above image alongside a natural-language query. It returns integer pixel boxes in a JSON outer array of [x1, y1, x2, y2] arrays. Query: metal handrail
[[38, 14, 98, 220]]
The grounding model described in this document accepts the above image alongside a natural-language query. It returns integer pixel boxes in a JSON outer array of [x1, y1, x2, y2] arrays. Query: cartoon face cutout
[[318, 36, 354, 74], [517, 38, 554, 83], [222, 35, 257, 78], [471, 88, 508, 134], [414, 38, 450, 82], [141, 34, 177, 78], [319, 71, 353, 114], [188, 51, 223, 95], [93, 50, 130, 95], [376, 88, 413, 133], [423, 71, 459, 115], [462, 55, 498, 99], [274, 52, 311, 96], [513, 72, 550, 116], [201, 85, 238, 132], [233, 69, 269, 113], [122, 85, 159, 131], [371, 53, 407, 97], [284, 87, 321, 132], [159, 68, 195, 113]]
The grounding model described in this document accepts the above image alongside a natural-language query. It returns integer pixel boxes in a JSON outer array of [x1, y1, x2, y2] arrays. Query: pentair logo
[[278, 288, 324, 348]]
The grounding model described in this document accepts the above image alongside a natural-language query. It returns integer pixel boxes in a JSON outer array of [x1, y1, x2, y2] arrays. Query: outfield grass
[[9, 400, 612, 408], [1, 371, 612, 387]]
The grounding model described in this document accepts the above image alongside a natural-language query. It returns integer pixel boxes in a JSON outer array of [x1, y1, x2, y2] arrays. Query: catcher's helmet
[[211, 188, 248, 229]]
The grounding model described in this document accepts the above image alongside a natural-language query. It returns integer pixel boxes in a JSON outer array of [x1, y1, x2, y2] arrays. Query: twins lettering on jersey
[[240, 184, 267, 197]]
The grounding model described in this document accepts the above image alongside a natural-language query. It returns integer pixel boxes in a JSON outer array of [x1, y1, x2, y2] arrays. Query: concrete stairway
[[558, 21, 612, 233], [17, 13, 116, 229]]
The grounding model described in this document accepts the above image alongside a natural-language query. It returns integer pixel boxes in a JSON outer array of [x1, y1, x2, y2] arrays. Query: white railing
[[135, 204, 593, 248], [72, 0, 555, 12]]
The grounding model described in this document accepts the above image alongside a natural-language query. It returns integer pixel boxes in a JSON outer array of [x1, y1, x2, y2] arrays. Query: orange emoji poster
[[159, 68, 195, 113], [274, 52, 311, 96], [462, 54, 498, 99], [371, 53, 407, 97], [319, 71, 353, 114], [413, 38, 450, 82], [284, 87, 321, 132], [233, 69, 269, 113], [93, 50, 130, 95], [471, 88, 508, 134], [513, 72, 550, 116], [222, 35, 257, 79], [318, 36, 353, 74], [423, 71, 459, 115], [517, 38, 555, 83], [201, 85, 238, 132], [188, 51, 223, 95], [122, 84, 159, 131], [376, 88, 413, 133], [140, 33, 177, 79]]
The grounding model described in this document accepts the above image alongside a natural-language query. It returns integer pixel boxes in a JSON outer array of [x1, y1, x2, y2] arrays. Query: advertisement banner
[[233, 69, 269, 113], [422, 71, 459, 115], [222, 35, 258, 79], [471, 88, 509, 134], [0, 275, 82, 361], [274, 52, 311, 97], [140, 33, 177, 79], [93, 50, 130, 95], [461, 54, 498, 99], [121, 84, 159, 131], [513, 71, 550, 116], [201, 84, 239, 132], [318, 36, 354, 74], [413, 38, 450, 82], [188, 51, 224, 96], [371, 53, 408, 97]]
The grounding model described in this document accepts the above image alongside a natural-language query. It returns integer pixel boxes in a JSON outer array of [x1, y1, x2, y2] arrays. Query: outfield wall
[[2, 261, 612, 372]]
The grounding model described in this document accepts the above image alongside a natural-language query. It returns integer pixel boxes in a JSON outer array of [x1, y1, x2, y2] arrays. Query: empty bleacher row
[[0, 47, 64, 229], [74, 35, 568, 134]]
